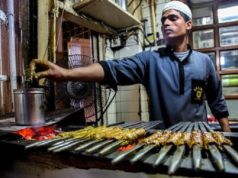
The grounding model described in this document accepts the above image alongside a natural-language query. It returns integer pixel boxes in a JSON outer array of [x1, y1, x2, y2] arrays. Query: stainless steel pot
[[13, 88, 45, 125]]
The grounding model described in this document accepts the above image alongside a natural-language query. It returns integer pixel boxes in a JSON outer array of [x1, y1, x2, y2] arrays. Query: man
[[31, 1, 231, 131]]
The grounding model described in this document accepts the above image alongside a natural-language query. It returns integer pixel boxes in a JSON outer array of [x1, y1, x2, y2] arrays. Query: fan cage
[[66, 54, 113, 124], [68, 54, 93, 68]]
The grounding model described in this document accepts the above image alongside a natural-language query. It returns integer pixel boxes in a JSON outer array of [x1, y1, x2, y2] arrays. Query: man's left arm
[[205, 55, 231, 132], [218, 117, 231, 132]]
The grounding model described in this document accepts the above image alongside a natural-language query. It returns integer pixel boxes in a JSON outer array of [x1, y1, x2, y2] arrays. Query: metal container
[[13, 88, 45, 125]]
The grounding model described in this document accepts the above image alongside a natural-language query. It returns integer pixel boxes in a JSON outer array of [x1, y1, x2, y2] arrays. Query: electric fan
[[64, 54, 114, 123]]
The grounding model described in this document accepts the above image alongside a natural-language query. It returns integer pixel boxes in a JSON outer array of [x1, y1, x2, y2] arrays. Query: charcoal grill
[[1, 121, 238, 178]]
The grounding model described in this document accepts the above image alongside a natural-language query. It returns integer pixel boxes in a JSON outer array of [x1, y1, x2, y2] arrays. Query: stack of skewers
[[24, 121, 238, 175]]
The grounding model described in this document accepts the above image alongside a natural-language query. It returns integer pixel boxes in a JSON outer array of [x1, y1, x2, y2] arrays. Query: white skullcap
[[162, 1, 192, 20]]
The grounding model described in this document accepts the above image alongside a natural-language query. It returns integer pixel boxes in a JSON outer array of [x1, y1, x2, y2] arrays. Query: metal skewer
[[208, 144, 224, 172], [223, 144, 238, 165], [111, 144, 144, 165], [53, 139, 89, 153], [25, 137, 66, 149], [198, 122, 207, 132], [190, 123, 202, 171], [130, 144, 156, 164], [198, 121, 224, 171], [194, 122, 199, 130], [153, 122, 190, 168], [202, 121, 238, 169], [192, 144, 202, 170], [98, 140, 123, 156], [74, 139, 103, 152], [167, 122, 191, 174], [25, 140, 47, 149], [48, 139, 80, 151], [202, 122, 214, 132], [168, 144, 186, 175], [181, 122, 201, 171], [85, 139, 115, 154], [169, 123, 182, 130], [153, 144, 173, 167], [35, 137, 67, 147], [166, 122, 185, 131], [50, 138, 76, 147]]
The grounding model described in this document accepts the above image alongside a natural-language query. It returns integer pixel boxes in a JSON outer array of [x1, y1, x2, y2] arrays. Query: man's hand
[[30, 59, 105, 82], [218, 117, 231, 132], [30, 59, 68, 81]]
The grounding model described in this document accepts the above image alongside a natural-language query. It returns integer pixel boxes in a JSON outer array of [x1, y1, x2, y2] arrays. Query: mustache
[[163, 28, 173, 32]]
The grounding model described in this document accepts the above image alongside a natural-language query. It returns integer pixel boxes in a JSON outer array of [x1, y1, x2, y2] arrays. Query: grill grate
[[2, 121, 238, 177]]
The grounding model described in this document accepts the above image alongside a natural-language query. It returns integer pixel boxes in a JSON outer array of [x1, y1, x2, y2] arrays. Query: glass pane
[[222, 75, 238, 96], [206, 52, 216, 69], [220, 50, 238, 70], [222, 75, 238, 87], [219, 26, 238, 47], [192, 29, 214, 49], [192, 6, 213, 26], [218, 2, 238, 23], [223, 86, 238, 96]]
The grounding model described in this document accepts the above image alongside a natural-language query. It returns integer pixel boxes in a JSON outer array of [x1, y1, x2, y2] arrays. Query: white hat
[[162, 1, 192, 20]]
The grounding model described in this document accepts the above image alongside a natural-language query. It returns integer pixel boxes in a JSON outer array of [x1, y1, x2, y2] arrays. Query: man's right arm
[[66, 63, 105, 82], [31, 59, 105, 82]]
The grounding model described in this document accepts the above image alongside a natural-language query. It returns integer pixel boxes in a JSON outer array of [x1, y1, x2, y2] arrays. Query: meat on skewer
[[211, 132, 233, 147], [176, 132, 191, 146], [189, 130, 203, 148]]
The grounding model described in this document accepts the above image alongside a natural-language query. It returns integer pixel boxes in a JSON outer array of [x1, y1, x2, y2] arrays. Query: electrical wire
[[96, 88, 117, 124], [137, 27, 153, 49], [101, 88, 112, 109], [128, 0, 135, 7], [132, 0, 143, 15]]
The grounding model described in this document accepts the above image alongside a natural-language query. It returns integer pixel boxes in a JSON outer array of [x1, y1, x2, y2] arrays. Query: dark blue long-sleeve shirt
[[99, 46, 229, 128]]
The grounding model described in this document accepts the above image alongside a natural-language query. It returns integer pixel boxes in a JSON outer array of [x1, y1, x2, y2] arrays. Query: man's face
[[161, 9, 192, 45]]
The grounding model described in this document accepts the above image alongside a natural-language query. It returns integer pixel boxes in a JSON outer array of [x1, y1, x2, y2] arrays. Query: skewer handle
[[153, 144, 173, 167], [25, 137, 65, 149], [168, 145, 186, 175], [111, 144, 143, 165], [74, 139, 102, 152], [130, 144, 156, 164], [192, 144, 201, 170], [223, 144, 238, 165], [85, 139, 114, 154], [208, 144, 224, 172], [53, 139, 87, 153], [99, 140, 122, 156], [48, 139, 78, 151]]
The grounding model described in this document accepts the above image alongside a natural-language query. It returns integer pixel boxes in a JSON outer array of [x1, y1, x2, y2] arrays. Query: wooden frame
[[190, 0, 238, 99]]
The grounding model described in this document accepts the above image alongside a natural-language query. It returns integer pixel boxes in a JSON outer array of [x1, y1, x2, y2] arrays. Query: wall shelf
[[73, 0, 141, 31], [57, 1, 117, 34]]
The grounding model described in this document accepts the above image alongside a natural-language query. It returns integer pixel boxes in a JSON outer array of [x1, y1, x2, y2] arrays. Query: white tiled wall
[[104, 35, 143, 125], [140, 85, 149, 122]]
